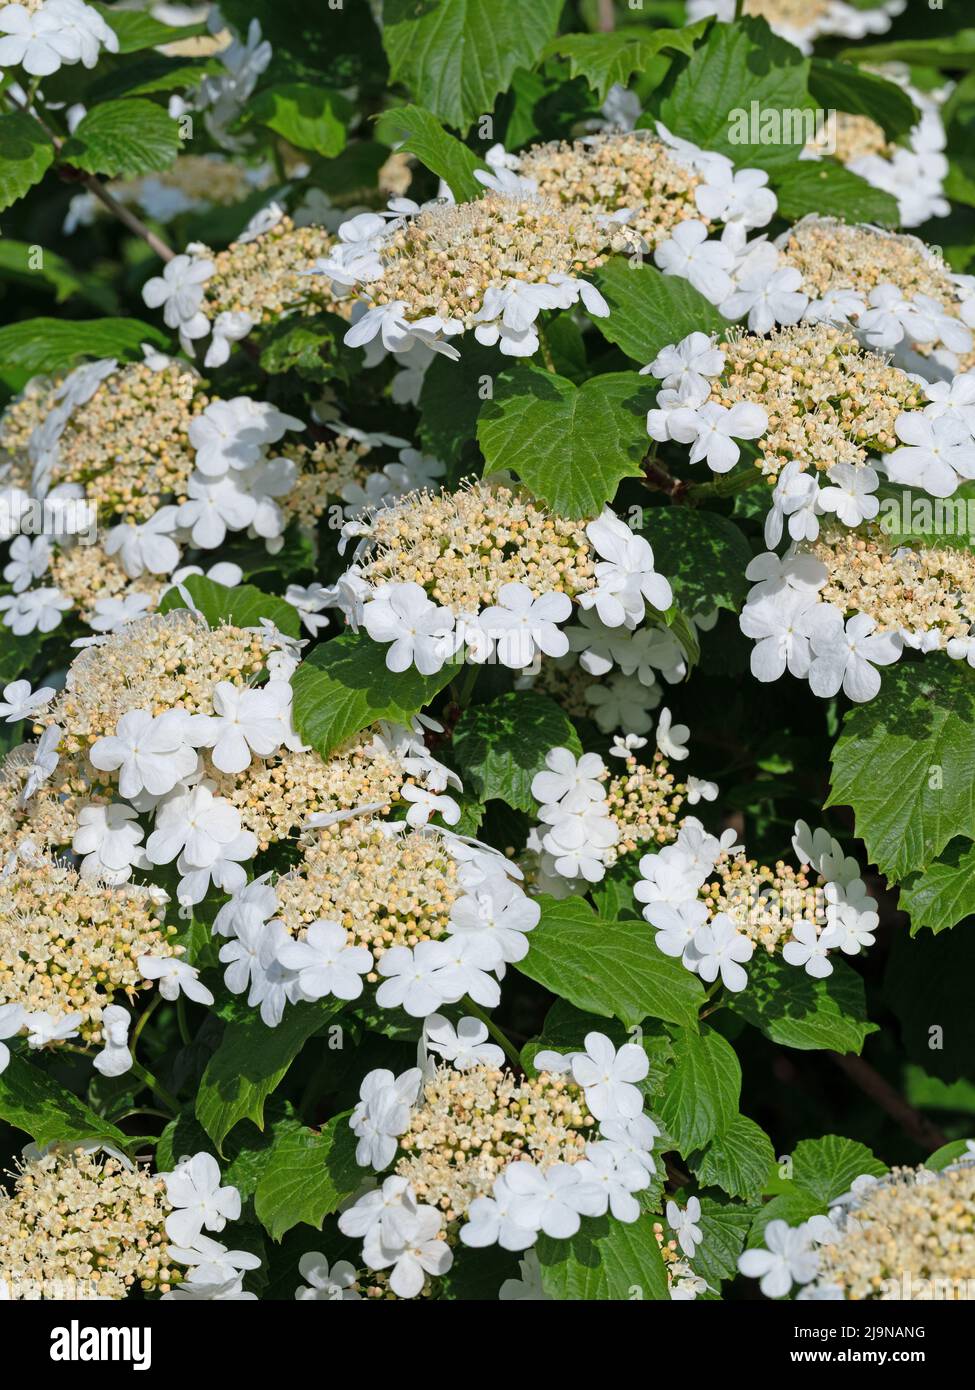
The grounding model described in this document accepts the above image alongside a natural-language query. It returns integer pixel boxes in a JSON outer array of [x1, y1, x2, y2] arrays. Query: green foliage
[[593, 260, 727, 366], [451, 691, 581, 813], [62, 99, 183, 178]]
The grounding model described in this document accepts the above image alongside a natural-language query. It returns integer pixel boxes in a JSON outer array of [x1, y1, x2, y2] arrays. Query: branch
[[642, 451, 690, 502], [830, 1052, 949, 1152], [596, 0, 616, 33]]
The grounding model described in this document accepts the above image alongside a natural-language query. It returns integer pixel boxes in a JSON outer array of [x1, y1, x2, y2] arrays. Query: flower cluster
[[337, 486, 672, 676], [317, 190, 615, 360], [528, 730, 700, 886], [336, 1029, 657, 1297], [775, 218, 975, 374], [739, 1156, 975, 1300], [223, 820, 537, 1027], [0, 1142, 255, 1301], [633, 817, 878, 991], [685, 0, 903, 55], [142, 208, 345, 367], [0, 356, 307, 636]]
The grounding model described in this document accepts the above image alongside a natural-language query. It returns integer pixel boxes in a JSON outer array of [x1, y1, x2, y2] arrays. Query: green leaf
[[658, 17, 814, 172], [0, 631, 44, 685], [249, 83, 351, 157], [694, 1196, 759, 1288], [689, 1114, 776, 1199], [657, 1025, 741, 1153], [839, 31, 975, 70], [728, 953, 877, 1054], [451, 691, 580, 813], [93, 3, 206, 52], [827, 657, 975, 882], [897, 839, 975, 936], [536, 1214, 670, 1299], [253, 1112, 361, 1241], [542, 23, 707, 103], [514, 896, 704, 1030], [0, 1054, 131, 1152], [926, 1140, 975, 1172], [642, 509, 751, 618], [477, 366, 650, 518], [196, 999, 345, 1153], [87, 54, 219, 104], [418, 339, 498, 468], [747, 1188, 826, 1244], [381, 0, 563, 132], [791, 1135, 887, 1204], [62, 99, 183, 179], [373, 104, 486, 200], [158, 574, 300, 637], [593, 259, 727, 366], [0, 240, 116, 312], [808, 57, 919, 141], [0, 113, 54, 212], [258, 311, 356, 383], [290, 631, 454, 760], [773, 161, 899, 227], [0, 317, 167, 374]]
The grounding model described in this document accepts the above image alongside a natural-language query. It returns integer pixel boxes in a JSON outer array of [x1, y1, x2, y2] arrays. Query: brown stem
[[3, 87, 174, 262], [830, 1052, 948, 1152], [642, 451, 689, 502], [596, 0, 616, 32]]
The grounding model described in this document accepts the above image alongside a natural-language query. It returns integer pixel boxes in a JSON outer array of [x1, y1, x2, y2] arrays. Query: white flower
[[295, 1253, 360, 1301], [655, 706, 689, 761], [204, 310, 255, 368], [375, 941, 452, 1018], [824, 882, 878, 956], [667, 400, 768, 474], [175, 831, 256, 908], [160, 1152, 242, 1246], [91, 1004, 132, 1078], [689, 912, 754, 992], [142, 253, 214, 342], [504, 1160, 588, 1239], [818, 461, 881, 529], [634, 844, 706, 913], [857, 283, 938, 350], [531, 746, 606, 810], [19, 723, 61, 804], [0, 678, 54, 723], [0, 2, 89, 76], [585, 671, 658, 734], [947, 633, 975, 667], [138, 955, 215, 1006], [0, 586, 71, 635], [364, 1205, 453, 1298], [351, 1068, 422, 1170], [189, 398, 302, 476], [284, 583, 331, 636], [89, 592, 155, 633], [886, 412, 975, 498], [479, 582, 572, 668], [193, 679, 288, 774], [400, 783, 461, 829], [167, 1234, 261, 1286], [540, 802, 618, 882], [781, 921, 841, 979], [738, 1219, 819, 1296], [645, 332, 725, 396], [72, 803, 148, 883], [643, 897, 709, 960], [88, 711, 198, 800], [0, 1003, 25, 1074], [686, 776, 718, 805], [162, 1277, 255, 1301], [218, 916, 295, 1025], [667, 1196, 703, 1257], [573, 1141, 648, 1223], [3, 535, 50, 593], [792, 821, 860, 886], [89, 709, 199, 799], [104, 509, 181, 579], [276, 919, 372, 1002], [721, 264, 807, 333], [176, 471, 257, 549], [922, 371, 975, 432], [361, 582, 458, 675], [448, 881, 539, 965], [423, 1015, 504, 1071], [763, 461, 823, 548], [805, 607, 903, 703], [24, 1009, 82, 1047], [570, 1031, 648, 1121], [581, 509, 673, 625], [655, 220, 735, 304], [739, 586, 819, 684], [146, 781, 241, 867], [696, 165, 777, 228], [461, 1176, 538, 1253], [338, 1176, 420, 1248]]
